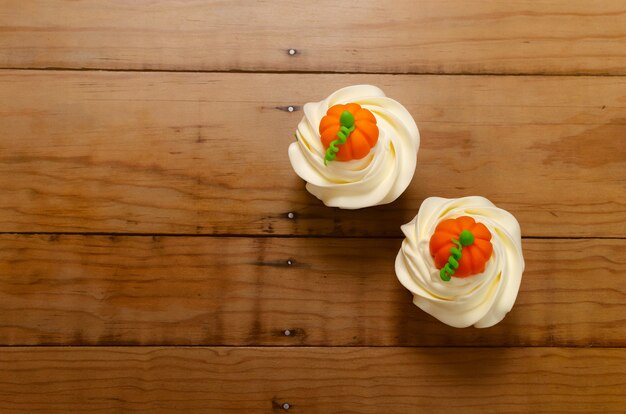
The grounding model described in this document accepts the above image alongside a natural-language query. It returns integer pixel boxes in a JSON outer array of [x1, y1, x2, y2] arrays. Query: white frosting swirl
[[395, 196, 524, 328], [288, 85, 420, 209]]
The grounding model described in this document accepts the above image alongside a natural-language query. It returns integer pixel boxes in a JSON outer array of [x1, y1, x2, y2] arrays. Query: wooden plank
[[1, 1, 626, 75], [0, 347, 624, 413], [1, 71, 624, 237], [1, 234, 624, 346]]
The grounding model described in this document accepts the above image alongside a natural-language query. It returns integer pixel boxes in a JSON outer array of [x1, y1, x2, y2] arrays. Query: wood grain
[[0, 347, 624, 413], [1, 1, 626, 75], [1, 234, 624, 346], [1, 71, 624, 237]]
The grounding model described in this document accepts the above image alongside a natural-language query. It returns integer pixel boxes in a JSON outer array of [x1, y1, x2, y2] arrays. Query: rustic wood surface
[[1, 71, 624, 237], [1, 1, 626, 75], [0, 347, 624, 414], [0, 235, 624, 347], [1, 1, 625, 413]]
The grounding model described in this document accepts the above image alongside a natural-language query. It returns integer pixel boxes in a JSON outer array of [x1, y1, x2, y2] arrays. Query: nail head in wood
[[283, 330, 291, 336], [287, 212, 295, 219], [287, 106, 294, 112], [288, 48, 297, 56], [282, 402, 291, 410]]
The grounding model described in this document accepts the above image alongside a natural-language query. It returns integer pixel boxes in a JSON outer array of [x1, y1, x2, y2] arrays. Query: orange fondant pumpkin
[[429, 216, 494, 278], [319, 103, 379, 161]]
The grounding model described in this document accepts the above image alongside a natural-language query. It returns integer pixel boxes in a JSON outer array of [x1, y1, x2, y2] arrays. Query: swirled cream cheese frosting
[[288, 85, 420, 209], [395, 196, 524, 328]]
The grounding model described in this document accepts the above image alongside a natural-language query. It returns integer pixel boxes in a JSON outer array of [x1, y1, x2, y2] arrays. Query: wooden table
[[1, 1, 625, 413]]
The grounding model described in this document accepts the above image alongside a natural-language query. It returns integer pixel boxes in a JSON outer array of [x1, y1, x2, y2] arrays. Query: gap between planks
[[0, 232, 624, 240], [0, 344, 621, 349], [3, 67, 626, 77]]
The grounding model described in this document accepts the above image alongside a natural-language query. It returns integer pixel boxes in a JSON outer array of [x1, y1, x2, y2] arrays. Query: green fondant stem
[[324, 110, 355, 165], [440, 230, 475, 282]]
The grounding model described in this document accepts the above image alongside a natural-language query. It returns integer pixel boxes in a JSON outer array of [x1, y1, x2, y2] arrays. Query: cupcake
[[288, 85, 420, 209], [395, 196, 524, 328]]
